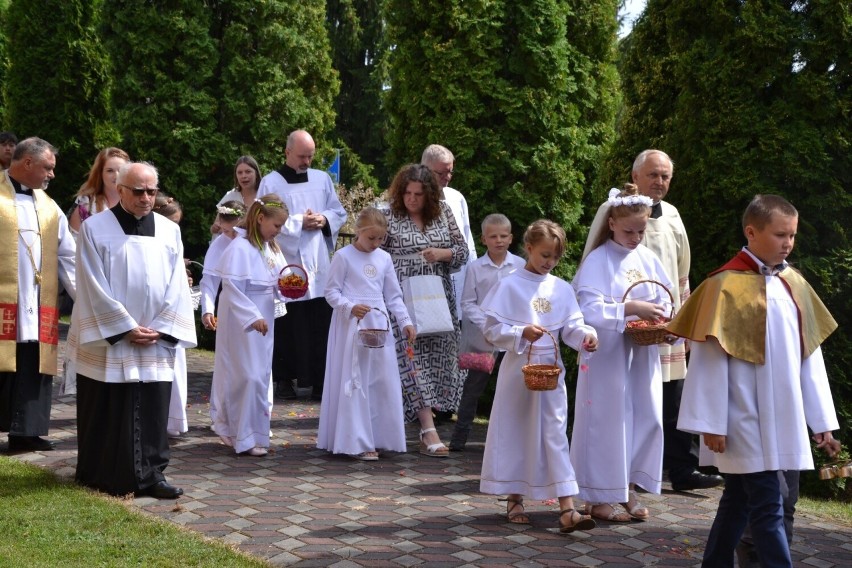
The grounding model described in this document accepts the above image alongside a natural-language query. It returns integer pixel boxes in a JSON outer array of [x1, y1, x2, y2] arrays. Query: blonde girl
[[317, 207, 416, 460], [210, 195, 288, 456], [200, 200, 247, 330], [571, 184, 675, 522], [479, 220, 598, 533]]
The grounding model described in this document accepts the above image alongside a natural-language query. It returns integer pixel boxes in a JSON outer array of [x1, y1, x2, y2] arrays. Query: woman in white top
[[211, 155, 262, 236]]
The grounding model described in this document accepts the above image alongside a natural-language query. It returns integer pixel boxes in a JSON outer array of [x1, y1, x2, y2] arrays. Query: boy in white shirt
[[671, 194, 839, 567], [450, 214, 525, 451]]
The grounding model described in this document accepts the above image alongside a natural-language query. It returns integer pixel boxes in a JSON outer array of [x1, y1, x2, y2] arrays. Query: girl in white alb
[[198, 201, 247, 426], [317, 207, 416, 460], [210, 196, 288, 456], [479, 220, 598, 534], [571, 185, 675, 523]]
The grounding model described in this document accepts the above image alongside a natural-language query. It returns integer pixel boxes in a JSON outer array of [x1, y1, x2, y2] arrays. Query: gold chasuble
[[667, 251, 837, 365], [0, 178, 61, 375]]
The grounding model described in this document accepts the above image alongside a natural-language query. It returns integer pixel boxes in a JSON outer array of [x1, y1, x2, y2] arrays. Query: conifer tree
[[102, 0, 340, 252], [219, 0, 339, 171], [100, 0, 221, 249], [384, 0, 619, 271], [326, 0, 386, 184], [609, 0, 851, 455], [0, 0, 10, 127], [2, 0, 119, 204]]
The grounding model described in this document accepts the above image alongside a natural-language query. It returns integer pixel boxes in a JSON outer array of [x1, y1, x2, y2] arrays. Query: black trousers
[[0, 342, 53, 436], [662, 378, 700, 481], [75, 375, 170, 496], [272, 297, 333, 392]]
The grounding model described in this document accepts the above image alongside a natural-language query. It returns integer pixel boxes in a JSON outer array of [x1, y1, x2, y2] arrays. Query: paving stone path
[[8, 327, 852, 567]]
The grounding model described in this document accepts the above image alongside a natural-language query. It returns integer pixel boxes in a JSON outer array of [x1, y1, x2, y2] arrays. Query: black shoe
[[7, 436, 56, 452], [671, 471, 724, 491], [139, 480, 184, 499], [449, 442, 466, 452], [276, 381, 298, 400]]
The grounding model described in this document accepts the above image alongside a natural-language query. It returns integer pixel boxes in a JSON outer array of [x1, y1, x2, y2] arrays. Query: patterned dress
[[382, 201, 469, 422]]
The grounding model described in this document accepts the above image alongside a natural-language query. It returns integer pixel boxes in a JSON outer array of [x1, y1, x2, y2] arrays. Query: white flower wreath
[[607, 187, 653, 208], [216, 205, 243, 216]]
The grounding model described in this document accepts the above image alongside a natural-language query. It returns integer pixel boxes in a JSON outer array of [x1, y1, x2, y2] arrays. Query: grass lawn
[[798, 495, 852, 527], [0, 456, 270, 568]]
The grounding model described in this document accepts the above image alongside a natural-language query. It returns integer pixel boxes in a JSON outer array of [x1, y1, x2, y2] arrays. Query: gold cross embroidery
[[531, 297, 552, 314]]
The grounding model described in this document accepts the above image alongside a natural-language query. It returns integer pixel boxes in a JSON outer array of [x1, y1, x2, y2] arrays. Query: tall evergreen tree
[[595, 0, 675, 198], [610, 0, 851, 455], [0, 0, 10, 127], [384, 0, 619, 273], [2, 0, 119, 204], [100, 1, 221, 251], [219, 0, 339, 172], [326, 0, 386, 184], [102, 1, 340, 253]]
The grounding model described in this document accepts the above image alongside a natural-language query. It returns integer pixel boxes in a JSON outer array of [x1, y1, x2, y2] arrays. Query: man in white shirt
[[450, 214, 524, 450], [421, 144, 477, 314]]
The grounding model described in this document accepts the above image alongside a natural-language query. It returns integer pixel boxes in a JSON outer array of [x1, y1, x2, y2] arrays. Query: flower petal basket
[[521, 329, 561, 391], [357, 308, 390, 349], [622, 279, 675, 346], [278, 264, 309, 299]]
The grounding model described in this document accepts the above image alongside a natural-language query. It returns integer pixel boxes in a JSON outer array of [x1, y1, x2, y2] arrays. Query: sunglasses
[[119, 183, 158, 197]]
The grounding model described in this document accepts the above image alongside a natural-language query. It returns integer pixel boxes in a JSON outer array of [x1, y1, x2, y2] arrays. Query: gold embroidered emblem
[[625, 269, 645, 284], [531, 297, 551, 314]]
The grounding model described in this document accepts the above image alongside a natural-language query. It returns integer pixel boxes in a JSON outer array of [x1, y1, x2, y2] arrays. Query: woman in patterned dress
[[381, 164, 469, 457]]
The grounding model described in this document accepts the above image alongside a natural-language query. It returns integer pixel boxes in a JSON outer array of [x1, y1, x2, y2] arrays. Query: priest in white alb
[[66, 162, 196, 499], [257, 130, 347, 401]]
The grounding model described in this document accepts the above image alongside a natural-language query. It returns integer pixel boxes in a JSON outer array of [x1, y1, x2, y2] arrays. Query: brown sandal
[[585, 502, 632, 522], [559, 509, 597, 533], [500, 497, 530, 525]]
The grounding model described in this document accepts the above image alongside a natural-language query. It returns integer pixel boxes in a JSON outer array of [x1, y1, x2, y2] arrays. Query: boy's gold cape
[[666, 251, 837, 364]]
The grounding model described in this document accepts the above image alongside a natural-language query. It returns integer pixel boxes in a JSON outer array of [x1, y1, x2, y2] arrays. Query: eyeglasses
[[433, 169, 454, 177], [119, 184, 158, 197]]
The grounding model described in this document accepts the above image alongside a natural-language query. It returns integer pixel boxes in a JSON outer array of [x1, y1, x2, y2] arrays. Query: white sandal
[[622, 490, 650, 521], [419, 428, 449, 458]]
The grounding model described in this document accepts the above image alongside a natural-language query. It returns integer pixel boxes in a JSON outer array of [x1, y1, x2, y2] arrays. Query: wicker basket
[[622, 279, 674, 346], [522, 329, 561, 391], [357, 308, 390, 349], [819, 460, 852, 480], [187, 260, 204, 311], [278, 264, 309, 299]]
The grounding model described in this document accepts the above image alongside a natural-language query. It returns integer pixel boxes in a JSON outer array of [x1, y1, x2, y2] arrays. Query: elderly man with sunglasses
[[66, 161, 196, 499]]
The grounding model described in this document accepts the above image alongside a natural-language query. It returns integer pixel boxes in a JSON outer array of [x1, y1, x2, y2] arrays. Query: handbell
[[818, 460, 852, 480]]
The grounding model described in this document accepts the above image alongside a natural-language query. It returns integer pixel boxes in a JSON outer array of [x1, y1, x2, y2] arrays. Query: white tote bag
[[402, 274, 454, 335]]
